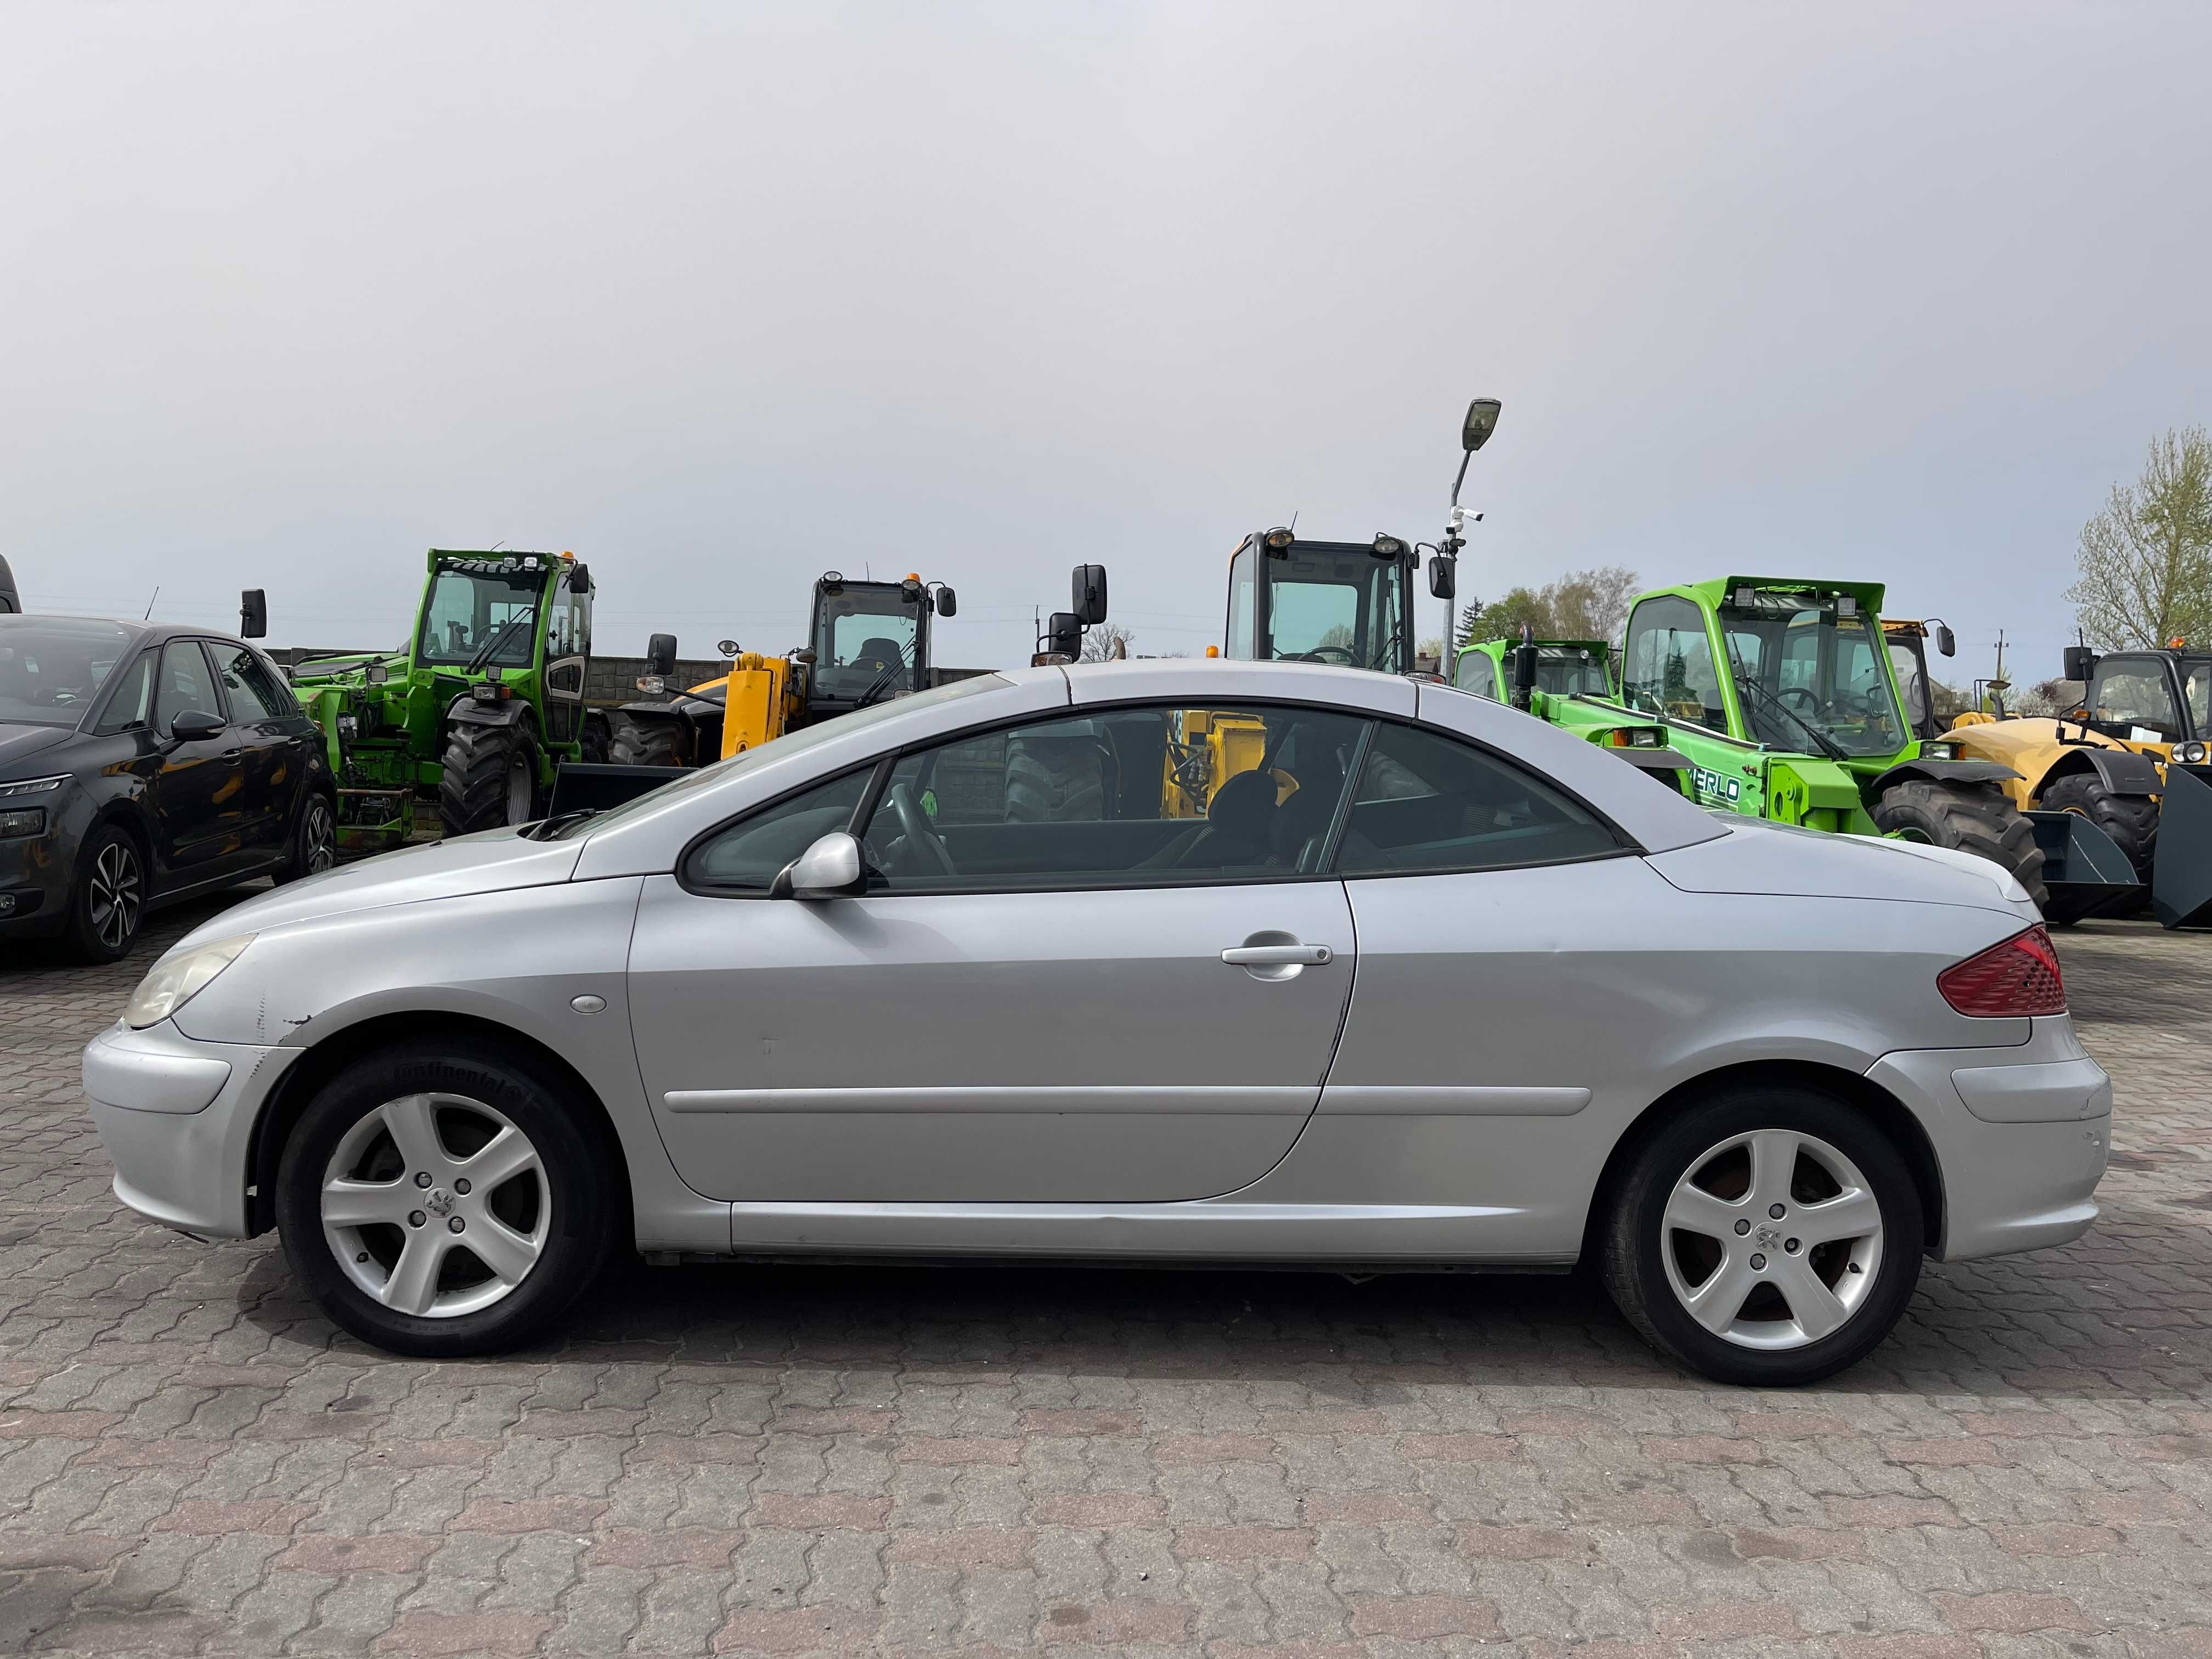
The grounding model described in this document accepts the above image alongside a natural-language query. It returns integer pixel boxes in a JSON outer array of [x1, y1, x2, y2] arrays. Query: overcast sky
[[5, 2, 2208, 685]]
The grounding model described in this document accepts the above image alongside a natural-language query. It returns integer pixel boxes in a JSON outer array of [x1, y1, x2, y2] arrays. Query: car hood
[[172, 826, 585, 950], [0, 723, 75, 772], [1644, 817, 2041, 920]]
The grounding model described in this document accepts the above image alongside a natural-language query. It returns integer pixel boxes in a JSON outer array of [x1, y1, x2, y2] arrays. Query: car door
[[625, 698, 1368, 1202], [145, 639, 250, 888], [206, 641, 310, 863]]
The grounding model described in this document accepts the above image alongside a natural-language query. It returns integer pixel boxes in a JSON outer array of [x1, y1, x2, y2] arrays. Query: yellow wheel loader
[[1884, 619, 2212, 927]]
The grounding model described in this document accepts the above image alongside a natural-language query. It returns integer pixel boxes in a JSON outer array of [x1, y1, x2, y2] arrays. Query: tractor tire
[[1871, 779, 2047, 910], [439, 721, 542, 837], [1005, 738, 1104, 822], [607, 715, 685, 769], [2040, 771, 2158, 885], [577, 714, 611, 766]]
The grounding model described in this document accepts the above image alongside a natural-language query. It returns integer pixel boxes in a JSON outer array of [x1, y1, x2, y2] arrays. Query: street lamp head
[[1462, 397, 1502, 454]]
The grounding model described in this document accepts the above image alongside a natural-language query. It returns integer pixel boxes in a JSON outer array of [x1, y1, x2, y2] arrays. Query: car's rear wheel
[[63, 823, 146, 963], [275, 1039, 618, 1356], [1600, 1086, 1923, 1385]]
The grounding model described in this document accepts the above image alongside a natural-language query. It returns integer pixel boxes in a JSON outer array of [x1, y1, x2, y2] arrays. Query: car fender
[[1869, 758, 2021, 793]]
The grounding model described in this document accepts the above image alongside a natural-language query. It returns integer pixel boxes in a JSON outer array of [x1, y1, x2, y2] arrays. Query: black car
[[0, 616, 337, 961]]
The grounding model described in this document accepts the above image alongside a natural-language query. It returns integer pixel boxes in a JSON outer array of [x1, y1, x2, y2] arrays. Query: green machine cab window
[[416, 567, 543, 668], [1622, 595, 1727, 732], [1716, 591, 1904, 758]]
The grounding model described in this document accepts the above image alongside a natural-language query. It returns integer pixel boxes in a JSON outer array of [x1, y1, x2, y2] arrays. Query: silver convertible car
[[83, 661, 2110, 1385]]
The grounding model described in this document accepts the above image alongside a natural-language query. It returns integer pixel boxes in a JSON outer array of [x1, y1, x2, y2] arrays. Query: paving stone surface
[[2, 897, 2208, 1657]]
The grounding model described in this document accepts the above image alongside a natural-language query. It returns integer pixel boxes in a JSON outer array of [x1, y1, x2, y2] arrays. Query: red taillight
[[1938, 925, 2066, 1017]]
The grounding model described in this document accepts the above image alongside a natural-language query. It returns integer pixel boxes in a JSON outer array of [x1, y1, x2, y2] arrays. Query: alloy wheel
[[304, 797, 337, 872], [1659, 1127, 1883, 1349], [320, 1093, 550, 1318], [88, 840, 143, 951]]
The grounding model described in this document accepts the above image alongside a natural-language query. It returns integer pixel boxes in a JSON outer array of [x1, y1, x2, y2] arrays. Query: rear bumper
[[83, 1020, 297, 1239], [1868, 1017, 2110, 1262]]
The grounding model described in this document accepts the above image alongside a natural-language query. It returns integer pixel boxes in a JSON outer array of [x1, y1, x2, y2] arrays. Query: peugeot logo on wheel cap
[[425, 1187, 454, 1217]]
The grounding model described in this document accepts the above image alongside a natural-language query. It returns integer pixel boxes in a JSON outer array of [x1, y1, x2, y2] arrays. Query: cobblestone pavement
[[3, 899, 2208, 1658]]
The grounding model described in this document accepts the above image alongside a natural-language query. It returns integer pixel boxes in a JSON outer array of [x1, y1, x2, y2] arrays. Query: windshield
[[1719, 596, 1904, 757], [812, 585, 921, 702], [0, 617, 137, 728], [416, 568, 544, 668], [1532, 646, 1611, 696], [1262, 549, 1407, 672], [552, 672, 1011, 838]]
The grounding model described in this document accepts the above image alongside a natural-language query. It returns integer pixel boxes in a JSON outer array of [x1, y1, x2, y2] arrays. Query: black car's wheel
[[275, 791, 337, 883], [439, 722, 541, 836], [1600, 1085, 1923, 1386], [1872, 780, 2047, 910], [607, 714, 685, 768], [2040, 771, 2158, 884], [274, 1039, 618, 1357], [63, 823, 146, 963]]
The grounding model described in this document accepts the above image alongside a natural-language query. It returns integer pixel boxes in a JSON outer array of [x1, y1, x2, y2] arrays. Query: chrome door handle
[[1221, 944, 1333, 967]]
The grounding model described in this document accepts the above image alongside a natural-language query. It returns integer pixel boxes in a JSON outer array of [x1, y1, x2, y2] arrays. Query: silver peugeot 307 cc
[[83, 661, 2109, 1385]]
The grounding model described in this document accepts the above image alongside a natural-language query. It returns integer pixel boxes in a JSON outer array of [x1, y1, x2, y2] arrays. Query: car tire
[[1599, 1085, 1923, 1386], [274, 1038, 619, 1357], [2039, 771, 2158, 885], [61, 822, 147, 963], [1872, 779, 2047, 910], [439, 721, 542, 836], [274, 791, 337, 883]]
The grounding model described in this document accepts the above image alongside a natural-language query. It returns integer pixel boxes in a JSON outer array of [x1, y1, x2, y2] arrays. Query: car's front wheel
[[1600, 1086, 1923, 1386], [274, 1039, 618, 1356], [63, 822, 146, 962]]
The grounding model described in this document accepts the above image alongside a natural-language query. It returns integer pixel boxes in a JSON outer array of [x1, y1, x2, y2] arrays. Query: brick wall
[[268, 647, 728, 707]]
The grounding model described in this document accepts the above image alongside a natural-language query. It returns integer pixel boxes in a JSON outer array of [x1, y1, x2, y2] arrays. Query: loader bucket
[[2151, 765, 2212, 929], [2029, 810, 2142, 926], [548, 761, 680, 817]]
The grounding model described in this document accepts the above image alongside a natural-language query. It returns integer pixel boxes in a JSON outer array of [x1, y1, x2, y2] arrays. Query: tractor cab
[[805, 572, 954, 720], [1452, 637, 1615, 702], [1223, 531, 1420, 674], [2066, 644, 2212, 757]]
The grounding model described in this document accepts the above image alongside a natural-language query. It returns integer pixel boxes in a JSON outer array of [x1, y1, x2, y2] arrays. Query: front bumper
[[82, 1019, 297, 1239], [1868, 1017, 2111, 1262], [0, 816, 74, 938]]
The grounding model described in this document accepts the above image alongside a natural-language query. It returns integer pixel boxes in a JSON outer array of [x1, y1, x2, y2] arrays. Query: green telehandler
[[289, 549, 610, 849]]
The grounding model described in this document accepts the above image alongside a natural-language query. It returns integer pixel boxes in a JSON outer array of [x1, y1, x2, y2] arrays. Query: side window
[[857, 703, 1368, 892], [1454, 651, 1498, 698], [94, 649, 159, 735], [153, 642, 223, 737], [1226, 546, 1256, 658], [1623, 597, 1725, 732], [2092, 663, 2182, 738], [546, 590, 580, 660], [1334, 722, 1625, 876], [210, 644, 292, 723], [685, 769, 873, 891]]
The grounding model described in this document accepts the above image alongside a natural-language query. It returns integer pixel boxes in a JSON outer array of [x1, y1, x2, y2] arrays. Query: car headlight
[[0, 773, 70, 802], [124, 934, 256, 1030]]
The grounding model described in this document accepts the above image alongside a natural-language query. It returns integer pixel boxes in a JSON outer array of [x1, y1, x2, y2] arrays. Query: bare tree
[[2066, 427, 2212, 650], [1079, 622, 1136, 663], [1544, 565, 1639, 644]]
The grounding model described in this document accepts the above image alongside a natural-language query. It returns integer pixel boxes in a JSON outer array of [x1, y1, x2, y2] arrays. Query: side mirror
[[1935, 623, 1956, 658], [239, 589, 267, 639], [169, 709, 225, 743], [1071, 564, 1109, 627], [1427, 555, 1456, 600], [646, 633, 678, 677], [567, 561, 591, 594], [1462, 397, 1502, 454], [935, 586, 957, 618], [2063, 644, 2096, 682], [1045, 611, 1083, 660], [770, 831, 863, 899]]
